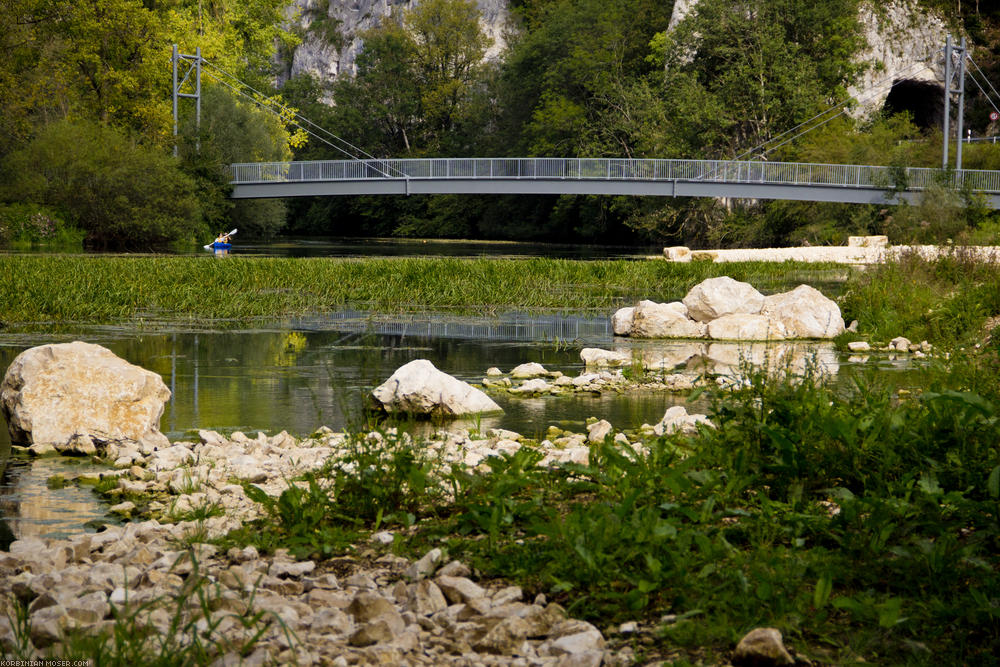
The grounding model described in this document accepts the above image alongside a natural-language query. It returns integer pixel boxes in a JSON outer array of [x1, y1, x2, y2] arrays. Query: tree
[[662, 0, 865, 158], [0, 119, 204, 248], [179, 85, 301, 239], [331, 0, 493, 156]]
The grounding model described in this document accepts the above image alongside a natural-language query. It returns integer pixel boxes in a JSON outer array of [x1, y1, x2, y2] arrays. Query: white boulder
[[706, 314, 788, 341], [653, 406, 714, 436], [580, 348, 632, 368], [371, 359, 503, 417], [510, 362, 548, 379], [762, 284, 845, 339], [683, 277, 765, 323], [631, 301, 706, 339], [611, 307, 635, 336], [0, 342, 171, 449]]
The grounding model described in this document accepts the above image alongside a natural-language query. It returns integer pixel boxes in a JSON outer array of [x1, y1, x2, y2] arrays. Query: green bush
[[0, 119, 205, 249], [0, 202, 84, 249]]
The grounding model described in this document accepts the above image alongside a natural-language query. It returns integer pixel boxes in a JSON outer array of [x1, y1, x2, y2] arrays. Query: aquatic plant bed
[[0, 255, 847, 323]]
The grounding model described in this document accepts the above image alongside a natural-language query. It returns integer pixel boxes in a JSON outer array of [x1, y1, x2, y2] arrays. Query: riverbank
[[4, 340, 1000, 664]]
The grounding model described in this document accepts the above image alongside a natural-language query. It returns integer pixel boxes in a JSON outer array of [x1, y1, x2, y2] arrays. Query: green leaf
[[988, 465, 1000, 499], [813, 573, 833, 609]]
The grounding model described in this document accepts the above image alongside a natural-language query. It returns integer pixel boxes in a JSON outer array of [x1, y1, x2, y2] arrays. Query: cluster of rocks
[[613, 277, 845, 341], [1, 515, 794, 665], [0, 520, 618, 665], [846, 336, 933, 358]]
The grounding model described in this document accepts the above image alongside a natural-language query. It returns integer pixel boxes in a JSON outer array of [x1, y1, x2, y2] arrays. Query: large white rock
[[371, 359, 503, 417], [761, 284, 845, 339], [706, 314, 788, 341], [653, 406, 714, 436], [611, 307, 635, 336], [0, 342, 171, 449], [580, 348, 632, 368], [631, 301, 705, 339], [683, 277, 765, 323]]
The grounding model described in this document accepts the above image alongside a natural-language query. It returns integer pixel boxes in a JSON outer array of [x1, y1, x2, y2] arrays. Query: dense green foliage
[[213, 345, 1000, 664], [0, 0, 303, 249], [1, 120, 204, 249], [5, 0, 1000, 247], [284, 0, 1000, 246]]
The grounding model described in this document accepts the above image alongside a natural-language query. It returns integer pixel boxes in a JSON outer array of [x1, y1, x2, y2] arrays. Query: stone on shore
[[631, 301, 706, 339], [683, 277, 765, 323], [653, 406, 714, 436], [371, 359, 503, 417], [732, 627, 795, 666], [0, 341, 171, 450], [761, 284, 845, 339]]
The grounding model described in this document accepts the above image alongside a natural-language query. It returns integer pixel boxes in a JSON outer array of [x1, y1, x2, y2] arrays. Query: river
[[0, 238, 909, 543]]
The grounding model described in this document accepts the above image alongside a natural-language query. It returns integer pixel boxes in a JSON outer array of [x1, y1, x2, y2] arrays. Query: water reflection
[[0, 311, 913, 542]]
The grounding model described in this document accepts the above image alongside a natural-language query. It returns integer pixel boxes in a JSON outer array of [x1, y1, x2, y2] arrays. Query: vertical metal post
[[171, 44, 202, 157], [956, 36, 967, 173], [172, 44, 179, 157], [195, 46, 202, 154], [943, 36, 952, 170]]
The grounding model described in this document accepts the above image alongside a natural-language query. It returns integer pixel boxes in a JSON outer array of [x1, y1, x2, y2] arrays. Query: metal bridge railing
[[228, 158, 1000, 194]]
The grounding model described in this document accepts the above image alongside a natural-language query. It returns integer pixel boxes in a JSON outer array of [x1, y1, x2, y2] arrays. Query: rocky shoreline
[[2, 416, 733, 665]]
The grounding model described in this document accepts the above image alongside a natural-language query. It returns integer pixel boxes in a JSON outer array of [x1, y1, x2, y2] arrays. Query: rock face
[[0, 342, 170, 449], [286, 0, 509, 86], [371, 359, 503, 417]]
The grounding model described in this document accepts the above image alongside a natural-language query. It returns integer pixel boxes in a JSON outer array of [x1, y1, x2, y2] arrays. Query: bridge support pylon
[[172, 44, 202, 157]]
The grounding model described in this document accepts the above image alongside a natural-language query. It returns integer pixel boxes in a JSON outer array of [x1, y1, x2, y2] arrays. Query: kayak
[[205, 242, 232, 250]]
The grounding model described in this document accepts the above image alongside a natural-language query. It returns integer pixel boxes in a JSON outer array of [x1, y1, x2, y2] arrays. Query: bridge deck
[[229, 158, 1000, 208]]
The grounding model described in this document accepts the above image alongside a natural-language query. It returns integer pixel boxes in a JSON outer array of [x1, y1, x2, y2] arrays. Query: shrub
[[0, 202, 84, 249], [0, 119, 205, 249]]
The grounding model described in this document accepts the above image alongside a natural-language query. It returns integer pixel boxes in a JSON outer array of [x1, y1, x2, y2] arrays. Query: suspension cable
[[734, 53, 940, 161], [199, 58, 408, 178]]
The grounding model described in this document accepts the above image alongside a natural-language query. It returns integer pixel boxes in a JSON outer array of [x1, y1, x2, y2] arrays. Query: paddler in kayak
[[214, 231, 231, 245]]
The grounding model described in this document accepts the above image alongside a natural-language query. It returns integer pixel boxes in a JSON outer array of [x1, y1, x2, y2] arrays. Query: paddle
[[204, 228, 238, 250]]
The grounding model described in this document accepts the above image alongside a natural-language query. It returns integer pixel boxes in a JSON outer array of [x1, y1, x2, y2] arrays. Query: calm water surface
[[0, 239, 886, 542]]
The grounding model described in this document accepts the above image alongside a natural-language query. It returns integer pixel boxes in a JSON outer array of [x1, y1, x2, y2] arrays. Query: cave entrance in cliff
[[882, 79, 944, 130]]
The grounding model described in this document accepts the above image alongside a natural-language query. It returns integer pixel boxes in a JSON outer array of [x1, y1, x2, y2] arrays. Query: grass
[[839, 247, 1000, 346], [0, 255, 846, 323]]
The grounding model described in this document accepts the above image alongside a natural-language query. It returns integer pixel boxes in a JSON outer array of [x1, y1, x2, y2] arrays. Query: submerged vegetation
[[3, 252, 1000, 350], [0, 255, 844, 323]]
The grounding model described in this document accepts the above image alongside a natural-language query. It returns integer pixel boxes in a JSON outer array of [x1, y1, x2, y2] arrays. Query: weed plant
[[840, 248, 1000, 345]]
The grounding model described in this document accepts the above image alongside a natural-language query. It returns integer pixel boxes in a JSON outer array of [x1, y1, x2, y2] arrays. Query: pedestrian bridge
[[229, 157, 1000, 208]]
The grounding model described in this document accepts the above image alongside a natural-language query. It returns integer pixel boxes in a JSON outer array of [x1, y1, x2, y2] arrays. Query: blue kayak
[[207, 242, 231, 250]]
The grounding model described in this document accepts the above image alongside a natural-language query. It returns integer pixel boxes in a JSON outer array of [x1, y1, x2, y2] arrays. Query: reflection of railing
[[228, 158, 1000, 194], [292, 311, 613, 343]]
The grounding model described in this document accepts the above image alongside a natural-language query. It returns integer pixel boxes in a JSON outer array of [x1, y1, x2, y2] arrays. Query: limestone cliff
[[284, 0, 509, 85], [667, 0, 950, 116]]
